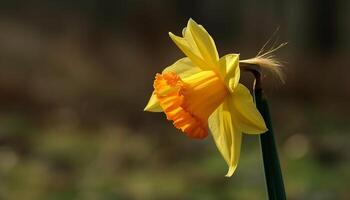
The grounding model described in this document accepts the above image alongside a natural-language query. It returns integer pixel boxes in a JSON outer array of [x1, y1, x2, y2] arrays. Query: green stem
[[254, 81, 286, 200]]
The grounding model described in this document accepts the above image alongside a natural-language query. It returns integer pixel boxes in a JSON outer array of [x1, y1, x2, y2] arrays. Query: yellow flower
[[144, 19, 268, 177]]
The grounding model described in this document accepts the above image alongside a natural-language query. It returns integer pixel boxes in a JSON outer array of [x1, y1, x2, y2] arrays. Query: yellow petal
[[218, 54, 240, 92], [144, 91, 162, 112], [182, 27, 202, 61], [144, 58, 202, 112], [208, 97, 242, 177], [169, 32, 209, 70], [169, 19, 220, 72], [162, 57, 202, 79], [231, 84, 268, 134], [187, 19, 219, 68]]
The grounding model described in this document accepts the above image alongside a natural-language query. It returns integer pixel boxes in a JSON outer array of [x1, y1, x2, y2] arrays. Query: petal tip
[[261, 126, 269, 133], [143, 104, 154, 112], [168, 32, 180, 41], [187, 18, 199, 30], [256, 120, 269, 134], [143, 105, 150, 112], [225, 166, 237, 177], [188, 18, 195, 24], [144, 92, 163, 112]]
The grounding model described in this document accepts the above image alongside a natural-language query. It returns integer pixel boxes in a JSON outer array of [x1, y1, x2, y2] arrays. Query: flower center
[[154, 71, 228, 139]]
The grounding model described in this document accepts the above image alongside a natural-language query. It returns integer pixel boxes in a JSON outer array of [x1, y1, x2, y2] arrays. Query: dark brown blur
[[0, 1, 349, 200]]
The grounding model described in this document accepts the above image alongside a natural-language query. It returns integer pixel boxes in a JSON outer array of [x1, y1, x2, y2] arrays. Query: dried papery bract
[[240, 31, 287, 83]]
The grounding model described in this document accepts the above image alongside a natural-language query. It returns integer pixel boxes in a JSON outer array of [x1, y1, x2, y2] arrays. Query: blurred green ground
[[0, 1, 350, 200], [1, 102, 350, 200]]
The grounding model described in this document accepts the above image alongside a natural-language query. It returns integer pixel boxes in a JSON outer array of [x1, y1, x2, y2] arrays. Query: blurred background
[[0, 0, 349, 199]]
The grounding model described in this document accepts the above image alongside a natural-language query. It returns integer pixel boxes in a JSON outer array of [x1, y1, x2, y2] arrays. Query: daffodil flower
[[144, 19, 268, 177]]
